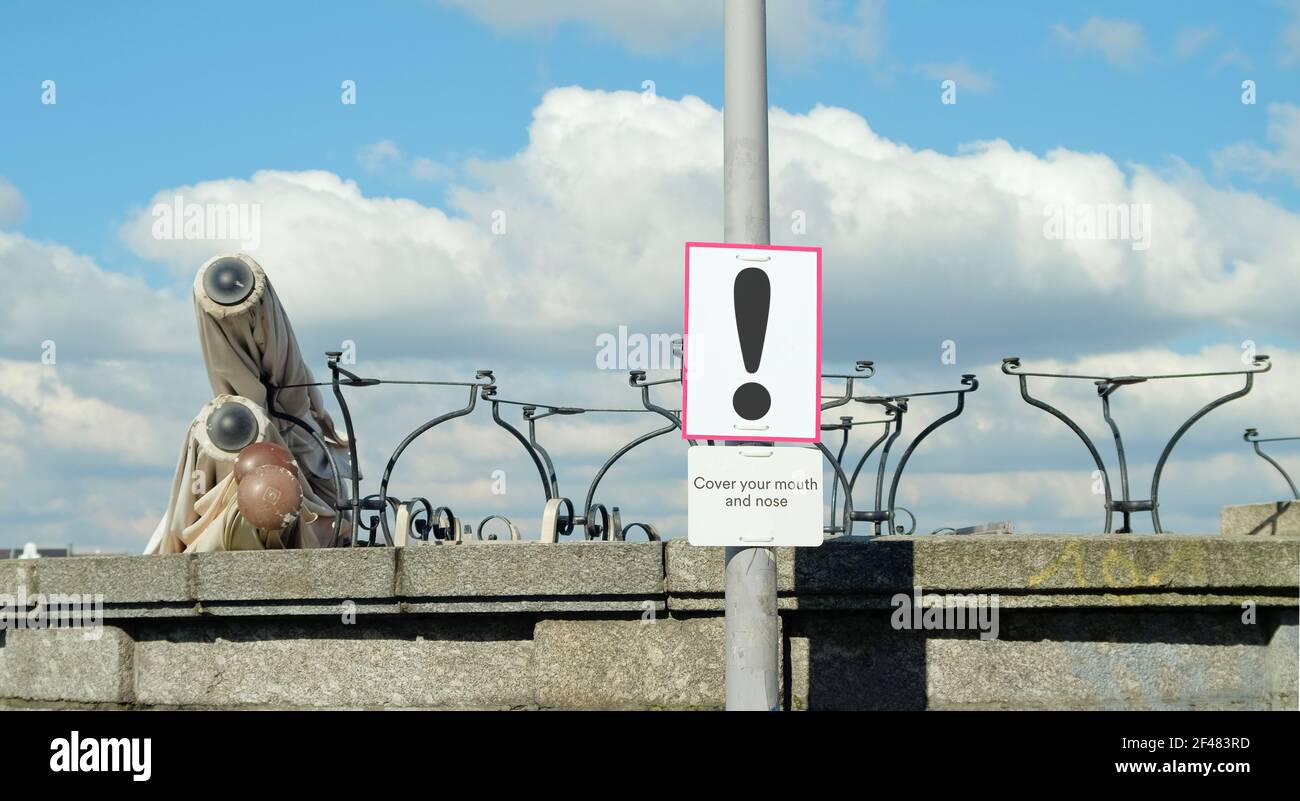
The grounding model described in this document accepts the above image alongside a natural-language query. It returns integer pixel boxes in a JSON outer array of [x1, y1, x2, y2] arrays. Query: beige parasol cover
[[143, 395, 333, 553], [192, 253, 346, 506], [145, 254, 347, 553]]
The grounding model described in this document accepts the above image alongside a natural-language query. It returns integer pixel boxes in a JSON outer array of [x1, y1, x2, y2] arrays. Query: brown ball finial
[[236, 464, 302, 530], [234, 441, 297, 484]]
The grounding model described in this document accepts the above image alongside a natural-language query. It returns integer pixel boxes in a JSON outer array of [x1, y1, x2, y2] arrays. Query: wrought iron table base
[[1002, 355, 1272, 533]]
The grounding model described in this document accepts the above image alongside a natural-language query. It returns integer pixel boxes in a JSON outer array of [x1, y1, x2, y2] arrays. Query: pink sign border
[[682, 241, 823, 443]]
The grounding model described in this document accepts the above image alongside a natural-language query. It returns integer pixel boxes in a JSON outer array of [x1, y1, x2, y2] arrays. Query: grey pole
[[723, 0, 780, 711]]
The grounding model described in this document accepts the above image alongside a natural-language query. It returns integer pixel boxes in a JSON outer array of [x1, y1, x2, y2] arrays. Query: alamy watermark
[[0, 573, 104, 640], [152, 195, 261, 250], [595, 326, 682, 371], [50, 731, 151, 782], [891, 586, 1000, 640], [1042, 202, 1151, 252]]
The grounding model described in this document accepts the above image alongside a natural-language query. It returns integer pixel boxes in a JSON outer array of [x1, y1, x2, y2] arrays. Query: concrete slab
[[399, 541, 663, 599], [1221, 501, 1299, 538]]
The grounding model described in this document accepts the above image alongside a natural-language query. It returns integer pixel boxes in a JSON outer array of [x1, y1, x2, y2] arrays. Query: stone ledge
[[1221, 501, 1299, 538], [398, 541, 664, 598], [196, 548, 397, 601], [0, 561, 36, 598], [2, 610, 1290, 710], [786, 608, 1284, 711], [0, 541, 666, 618], [533, 618, 736, 710], [132, 619, 535, 709], [399, 599, 662, 615], [668, 590, 1299, 611], [665, 535, 1300, 607], [2, 535, 1295, 621], [33, 554, 190, 604], [0, 626, 133, 705], [1265, 610, 1298, 710]]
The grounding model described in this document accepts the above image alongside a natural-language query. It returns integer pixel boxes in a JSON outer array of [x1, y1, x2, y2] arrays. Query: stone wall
[[0, 535, 1295, 710]]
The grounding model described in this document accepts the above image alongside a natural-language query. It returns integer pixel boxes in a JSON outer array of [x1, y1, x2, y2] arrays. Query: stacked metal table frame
[[261, 347, 1280, 542]]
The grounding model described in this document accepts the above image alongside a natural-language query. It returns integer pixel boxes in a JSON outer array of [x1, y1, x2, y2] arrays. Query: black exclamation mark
[[732, 266, 771, 420]]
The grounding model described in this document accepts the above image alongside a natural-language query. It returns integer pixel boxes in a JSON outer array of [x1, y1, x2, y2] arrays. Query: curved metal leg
[[1252, 442, 1300, 500], [1012, 372, 1114, 533], [489, 399, 556, 504], [1150, 374, 1256, 532], [525, 414, 561, 498], [326, 355, 371, 544], [376, 386, 480, 544], [1099, 390, 1130, 499], [847, 423, 891, 504], [885, 379, 975, 534], [816, 441, 855, 537], [1098, 387, 1137, 532], [828, 418, 852, 532], [583, 422, 677, 520], [872, 411, 905, 535]]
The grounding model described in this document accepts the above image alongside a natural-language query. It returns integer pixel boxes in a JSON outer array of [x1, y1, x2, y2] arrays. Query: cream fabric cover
[[145, 254, 346, 554], [143, 395, 329, 553], [192, 253, 345, 505]]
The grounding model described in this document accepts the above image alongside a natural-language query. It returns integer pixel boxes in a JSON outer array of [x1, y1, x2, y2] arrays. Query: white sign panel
[[683, 242, 821, 443], [687, 446, 824, 547]]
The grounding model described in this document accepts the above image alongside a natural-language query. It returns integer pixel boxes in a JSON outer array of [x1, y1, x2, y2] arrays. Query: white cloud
[[358, 139, 403, 172], [915, 62, 992, 93], [0, 359, 165, 462], [0, 178, 27, 227], [1051, 17, 1149, 67], [359, 140, 454, 184], [1212, 102, 1300, 186], [896, 469, 1102, 524], [0, 232, 191, 359], [410, 156, 452, 183], [1281, 0, 1300, 67], [7, 86, 1299, 547], [115, 88, 1300, 365], [1173, 26, 1218, 60], [0, 234, 216, 550], [0, 356, 184, 551], [767, 0, 884, 62], [1214, 48, 1254, 71], [438, 0, 885, 63]]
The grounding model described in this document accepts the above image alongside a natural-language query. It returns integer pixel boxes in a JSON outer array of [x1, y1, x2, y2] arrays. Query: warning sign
[[682, 242, 821, 442]]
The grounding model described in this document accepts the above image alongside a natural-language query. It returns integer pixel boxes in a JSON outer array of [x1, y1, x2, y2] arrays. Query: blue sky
[[2, 0, 1297, 276], [2, 1, 1299, 548]]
